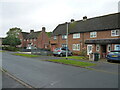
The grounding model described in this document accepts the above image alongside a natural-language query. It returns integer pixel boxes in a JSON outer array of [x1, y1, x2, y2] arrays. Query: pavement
[[1, 70, 26, 88], [2, 51, 119, 88]]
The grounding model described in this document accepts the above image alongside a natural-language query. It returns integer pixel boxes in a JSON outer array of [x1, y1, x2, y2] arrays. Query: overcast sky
[[0, 0, 120, 37]]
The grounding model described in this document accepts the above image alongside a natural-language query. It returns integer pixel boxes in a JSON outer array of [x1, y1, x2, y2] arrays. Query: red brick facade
[[50, 13, 120, 58], [18, 27, 50, 49], [50, 30, 120, 58]]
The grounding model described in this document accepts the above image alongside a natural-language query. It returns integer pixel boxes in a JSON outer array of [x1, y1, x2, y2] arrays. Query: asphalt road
[[2, 52, 119, 88]]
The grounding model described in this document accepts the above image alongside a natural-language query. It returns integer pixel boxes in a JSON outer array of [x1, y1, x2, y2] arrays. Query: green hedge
[[2, 46, 20, 51]]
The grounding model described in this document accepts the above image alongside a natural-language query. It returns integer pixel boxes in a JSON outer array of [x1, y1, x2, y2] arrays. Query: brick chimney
[[83, 16, 87, 21], [70, 19, 75, 23], [30, 30, 34, 33], [42, 27, 46, 32]]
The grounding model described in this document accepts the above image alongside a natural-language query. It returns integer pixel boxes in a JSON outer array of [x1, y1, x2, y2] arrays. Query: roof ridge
[[75, 12, 119, 22]]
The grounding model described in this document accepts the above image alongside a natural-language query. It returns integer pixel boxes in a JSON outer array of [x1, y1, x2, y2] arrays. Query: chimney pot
[[42, 27, 46, 32], [71, 19, 75, 23], [30, 30, 34, 33], [83, 16, 87, 21]]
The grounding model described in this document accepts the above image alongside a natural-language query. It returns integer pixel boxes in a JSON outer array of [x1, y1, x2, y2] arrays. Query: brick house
[[50, 13, 120, 58], [18, 27, 50, 49]]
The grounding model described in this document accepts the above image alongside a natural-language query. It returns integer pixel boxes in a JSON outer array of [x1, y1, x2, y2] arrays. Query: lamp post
[[66, 22, 68, 59]]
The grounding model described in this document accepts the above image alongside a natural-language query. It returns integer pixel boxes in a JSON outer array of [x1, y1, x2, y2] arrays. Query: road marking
[[0, 68, 36, 89]]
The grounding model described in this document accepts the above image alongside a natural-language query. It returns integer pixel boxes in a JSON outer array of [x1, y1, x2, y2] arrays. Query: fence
[[31, 49, 53, 56]]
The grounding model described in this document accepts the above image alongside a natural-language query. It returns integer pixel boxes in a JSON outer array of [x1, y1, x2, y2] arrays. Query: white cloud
[[0, 0, 119, 37]]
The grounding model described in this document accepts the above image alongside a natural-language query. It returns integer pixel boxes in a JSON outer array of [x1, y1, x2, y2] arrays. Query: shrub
[[2, 46, 19, 51], [79, 47, 87, 56]]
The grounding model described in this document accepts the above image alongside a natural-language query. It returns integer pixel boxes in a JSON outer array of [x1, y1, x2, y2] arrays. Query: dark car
[[106, 50, 120, 62], [53, 47, 72, 57]]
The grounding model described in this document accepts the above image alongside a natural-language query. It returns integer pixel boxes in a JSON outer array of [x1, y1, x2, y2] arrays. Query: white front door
[[87, 45, 92, 55]]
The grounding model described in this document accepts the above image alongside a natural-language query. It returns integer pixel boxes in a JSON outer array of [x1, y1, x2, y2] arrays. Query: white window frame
[[62, 35, 67, 39], [107, 44, 112, 52], [73, 33, 80, 39], [72, 44, 80, 51], [90, 32, 97, 38], [53, 36, 57, 40], [96, 44, 100, 52], [87, 45, 92, 55], [30, 39, 32, 41], [34, 39, 36, 41], [111, 30, 120, 36], [114, 44, 120, 50]]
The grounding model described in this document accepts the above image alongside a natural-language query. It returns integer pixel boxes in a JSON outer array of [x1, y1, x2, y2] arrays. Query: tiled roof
[[21, 32, 29, 39], [53, 13, 120, 35], [21, 31, 41, 39]]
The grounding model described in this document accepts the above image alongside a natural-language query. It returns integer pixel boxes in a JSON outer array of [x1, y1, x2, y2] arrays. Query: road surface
[[2, 52, 119, 88]]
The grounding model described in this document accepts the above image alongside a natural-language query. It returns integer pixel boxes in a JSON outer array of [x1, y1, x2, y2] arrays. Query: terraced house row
[[50, 13, 120, 58], [18, 27, 50, 49]]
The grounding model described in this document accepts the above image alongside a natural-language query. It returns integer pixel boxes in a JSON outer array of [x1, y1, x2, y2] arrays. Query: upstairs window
[[53, 36, 57, 40], [111, 30, 120, 36], [62, 35, 67, 39], [73, 33, 80, 39], [90, 32, 97, 38]]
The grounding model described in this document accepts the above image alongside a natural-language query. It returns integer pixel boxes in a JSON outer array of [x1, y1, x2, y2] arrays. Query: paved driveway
[[2, 52, 119, 88]]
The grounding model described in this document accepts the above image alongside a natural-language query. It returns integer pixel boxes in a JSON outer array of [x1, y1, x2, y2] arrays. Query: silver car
[[53, 47, 72, 57]]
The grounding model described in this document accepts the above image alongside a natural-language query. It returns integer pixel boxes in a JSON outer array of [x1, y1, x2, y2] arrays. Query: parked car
[[106, 50, 120, 62], [53, 47, 72, 57]]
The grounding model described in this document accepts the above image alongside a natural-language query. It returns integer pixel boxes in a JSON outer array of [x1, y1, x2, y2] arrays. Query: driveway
[[2, 51, 119, 88]]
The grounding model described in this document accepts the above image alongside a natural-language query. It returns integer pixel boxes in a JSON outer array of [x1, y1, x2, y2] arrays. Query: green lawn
[[0, 50, 5, 52], [12, 53, 39, 57], [45, 59, 96, 67], [63, 56, 89, 60]]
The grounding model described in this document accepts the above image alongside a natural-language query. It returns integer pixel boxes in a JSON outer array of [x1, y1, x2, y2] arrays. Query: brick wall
[[50, 29, 120, 57]]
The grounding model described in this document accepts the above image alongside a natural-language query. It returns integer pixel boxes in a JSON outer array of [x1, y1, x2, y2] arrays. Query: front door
[[87, 45, 92, 55], [101, 45, 107, 58]]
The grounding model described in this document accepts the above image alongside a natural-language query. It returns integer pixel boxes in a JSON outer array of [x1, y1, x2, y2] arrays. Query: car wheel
[[70, 53, 73, 56], [53, 54, 56, 56], [107, 60, 110, 62], [107, 60, 112, 62], [60, 53, 63, 57]]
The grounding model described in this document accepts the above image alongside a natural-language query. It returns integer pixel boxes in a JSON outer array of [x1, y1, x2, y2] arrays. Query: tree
[[3, 36, 21, 47], [46, 32, 52, 37], [7, 27, 22, 37], [3, 27, 22, 47]]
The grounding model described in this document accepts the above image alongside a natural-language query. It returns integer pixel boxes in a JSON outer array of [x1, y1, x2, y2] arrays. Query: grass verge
[[12, 53, 39, 58], [63, 56, 89, 60], [45, 59, 96, 67], [0, 50, 5, 52]]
